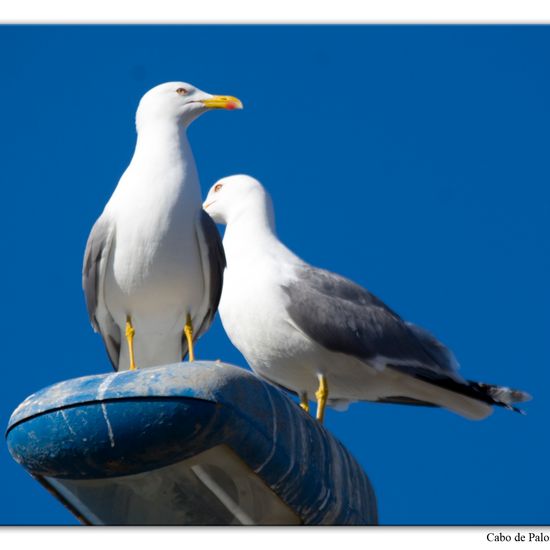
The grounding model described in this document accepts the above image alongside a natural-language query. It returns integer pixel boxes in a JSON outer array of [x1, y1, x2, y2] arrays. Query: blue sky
[[0, 25, 548, 525]]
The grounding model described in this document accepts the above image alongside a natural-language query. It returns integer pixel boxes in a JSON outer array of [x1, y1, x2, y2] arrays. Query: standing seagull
[[203, 175, 531, 422], [83, 82, 241, 371]]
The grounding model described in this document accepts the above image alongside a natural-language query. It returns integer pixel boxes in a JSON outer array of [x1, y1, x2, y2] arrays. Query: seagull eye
[[176, 87, 188, 95], [214, 184, 223, 193]]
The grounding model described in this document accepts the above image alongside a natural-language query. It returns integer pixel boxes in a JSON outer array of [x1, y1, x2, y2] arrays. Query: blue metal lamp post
[[6, 362, 377, 525]]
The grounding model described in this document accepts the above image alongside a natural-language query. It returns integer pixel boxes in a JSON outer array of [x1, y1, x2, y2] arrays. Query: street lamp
[[6, 362, 377, 525]]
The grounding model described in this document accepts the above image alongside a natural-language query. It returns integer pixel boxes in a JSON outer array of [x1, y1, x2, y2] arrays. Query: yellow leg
[[184, 314, 195, 362], [299, 392, 310, 413], [125, 316, 137, 371], [315, 374, 328, 423]]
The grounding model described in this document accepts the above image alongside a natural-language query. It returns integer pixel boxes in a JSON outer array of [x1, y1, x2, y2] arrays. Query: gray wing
[[282, 264, 450, 371], [82, 215, 120, 369], [283, 265, 530, 413], [405, 322, 460, 374], [192, 209, 226, 344]]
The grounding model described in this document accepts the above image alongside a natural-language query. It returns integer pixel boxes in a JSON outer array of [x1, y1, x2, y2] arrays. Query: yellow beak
[[200, 95, 243, 110]]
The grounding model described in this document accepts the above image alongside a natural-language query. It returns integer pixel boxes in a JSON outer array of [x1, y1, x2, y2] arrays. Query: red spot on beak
[[226, 101, 237, 110]]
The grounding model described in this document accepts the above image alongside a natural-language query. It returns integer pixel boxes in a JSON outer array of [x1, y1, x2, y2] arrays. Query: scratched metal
[[6, 362, 377, 525]]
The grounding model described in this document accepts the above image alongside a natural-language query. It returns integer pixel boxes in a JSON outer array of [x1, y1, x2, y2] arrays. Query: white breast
[[219, 252, 320, 390], [103, 162, 205, 334]]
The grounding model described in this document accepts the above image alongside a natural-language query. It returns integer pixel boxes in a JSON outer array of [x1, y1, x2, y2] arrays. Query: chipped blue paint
[[6, 362, 377, 525]]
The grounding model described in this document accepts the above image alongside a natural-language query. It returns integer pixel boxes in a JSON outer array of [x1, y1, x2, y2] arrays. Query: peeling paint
[[60, 411, 76, 437], [97, 375, 117, 448]]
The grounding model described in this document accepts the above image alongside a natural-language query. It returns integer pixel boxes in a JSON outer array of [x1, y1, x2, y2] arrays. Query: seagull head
[[136, 81, 243, 130], [203, 174, 274, 226]]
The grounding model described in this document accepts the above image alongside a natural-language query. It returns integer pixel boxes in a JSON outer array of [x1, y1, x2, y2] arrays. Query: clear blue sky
[[0, 25, 548, 525]]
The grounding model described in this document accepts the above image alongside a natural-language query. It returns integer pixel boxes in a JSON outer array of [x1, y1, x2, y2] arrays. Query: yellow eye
[[214, 184, 223, 192], [176, 87, 188, 95]]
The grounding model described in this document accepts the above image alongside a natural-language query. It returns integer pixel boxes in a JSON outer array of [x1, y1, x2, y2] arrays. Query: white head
[[203, 174, 275, 227], [136, 81, 243, 130]]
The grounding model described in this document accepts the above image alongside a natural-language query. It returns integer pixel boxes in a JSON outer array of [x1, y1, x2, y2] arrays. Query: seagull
[[83, 82, 242, 371], [203, 175, 531, 422]]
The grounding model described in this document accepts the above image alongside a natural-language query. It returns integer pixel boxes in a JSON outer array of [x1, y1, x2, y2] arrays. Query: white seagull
[[83, 82, 242, 371], [203, 175, 531, 422]]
